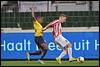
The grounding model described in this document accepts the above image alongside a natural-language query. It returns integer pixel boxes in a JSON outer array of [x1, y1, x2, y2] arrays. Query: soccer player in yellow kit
[[26, 7, 48, 64]]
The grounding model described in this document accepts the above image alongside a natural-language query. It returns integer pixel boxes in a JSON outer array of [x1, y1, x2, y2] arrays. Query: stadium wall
[[1, 27, 99, 60], [18, 1, 99, 12], [1, 11, 99, 28]]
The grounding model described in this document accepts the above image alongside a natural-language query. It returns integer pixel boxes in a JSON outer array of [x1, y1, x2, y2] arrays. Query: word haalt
[[1, 39, 31, 51]]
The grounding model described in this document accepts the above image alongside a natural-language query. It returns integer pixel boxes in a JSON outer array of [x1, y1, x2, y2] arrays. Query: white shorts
[[55, 35, 70, 47]]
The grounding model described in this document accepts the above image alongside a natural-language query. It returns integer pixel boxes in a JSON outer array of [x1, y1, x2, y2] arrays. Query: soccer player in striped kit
[[43, 14, 76, 64]]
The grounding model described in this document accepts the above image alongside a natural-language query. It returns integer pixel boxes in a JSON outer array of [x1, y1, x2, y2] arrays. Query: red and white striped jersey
[[50, 19, 62, 37]]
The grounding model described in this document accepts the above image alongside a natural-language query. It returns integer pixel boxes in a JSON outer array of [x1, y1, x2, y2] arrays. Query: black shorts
[[34, 36, 45, 49]]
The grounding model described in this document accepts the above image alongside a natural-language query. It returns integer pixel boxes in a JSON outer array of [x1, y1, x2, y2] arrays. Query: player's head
[[59, 14, 67, 23], [36, 16, 44, 23]]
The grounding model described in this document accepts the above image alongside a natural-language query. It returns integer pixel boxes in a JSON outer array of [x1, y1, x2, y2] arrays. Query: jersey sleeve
[[50, 20, 59, 26], [33, 20, 38, 28]]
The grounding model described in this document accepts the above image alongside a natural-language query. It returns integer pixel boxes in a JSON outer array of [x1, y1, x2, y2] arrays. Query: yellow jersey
[[34, 20, 43, 37]]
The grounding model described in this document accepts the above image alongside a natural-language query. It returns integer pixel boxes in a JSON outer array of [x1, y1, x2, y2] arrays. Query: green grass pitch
[[1, 60, 99, 66]]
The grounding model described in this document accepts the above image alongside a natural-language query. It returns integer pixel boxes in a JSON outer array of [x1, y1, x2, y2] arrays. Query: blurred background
[[1, 1, 99, 29]]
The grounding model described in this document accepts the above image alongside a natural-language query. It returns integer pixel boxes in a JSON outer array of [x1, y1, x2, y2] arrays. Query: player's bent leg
[[67, 43, 76, 62], [38, 59, 45, 64], [41, 43, 48, 50], [40, 43, 48, 58], [29, 49, 42, 55], [64, 45, 76, 62], [56, 57, 62, 64], [38, 43, 48, 64], [26, 52, 30, 61], [55, 38, 68, 64]]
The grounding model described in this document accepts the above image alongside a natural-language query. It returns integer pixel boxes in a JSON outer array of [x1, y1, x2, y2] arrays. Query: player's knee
[[67, 43, 72, 48], [42, 43, 48, 50], [44, 45, 48, 50], [64, 49, 67, 53], [63, 48, 67, 52], [42, 48, 48, 53]]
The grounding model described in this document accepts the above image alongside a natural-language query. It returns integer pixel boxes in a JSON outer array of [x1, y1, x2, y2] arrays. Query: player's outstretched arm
[[43, 17, 59, 31], [43, 20, 58, 31], [30, 7, 36, 21], [42, 23, 52, 31]]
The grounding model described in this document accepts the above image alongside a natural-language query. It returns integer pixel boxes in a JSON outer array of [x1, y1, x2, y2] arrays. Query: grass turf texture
[[1, 60, 99, 66]]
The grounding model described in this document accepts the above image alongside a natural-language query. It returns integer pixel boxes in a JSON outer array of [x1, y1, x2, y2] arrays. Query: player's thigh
[[34, 38, 41, 49], [38, 37, 48, 50], [61, 36, 72, 46], [56, 35, 71, 47], [41, 43, 48, 50]]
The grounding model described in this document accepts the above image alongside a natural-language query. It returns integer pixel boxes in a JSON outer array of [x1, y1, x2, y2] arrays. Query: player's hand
[[42, 28, 46, 31]]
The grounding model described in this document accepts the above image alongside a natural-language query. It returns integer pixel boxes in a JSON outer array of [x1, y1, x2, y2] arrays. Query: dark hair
[[36, 16, 44, 19]]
